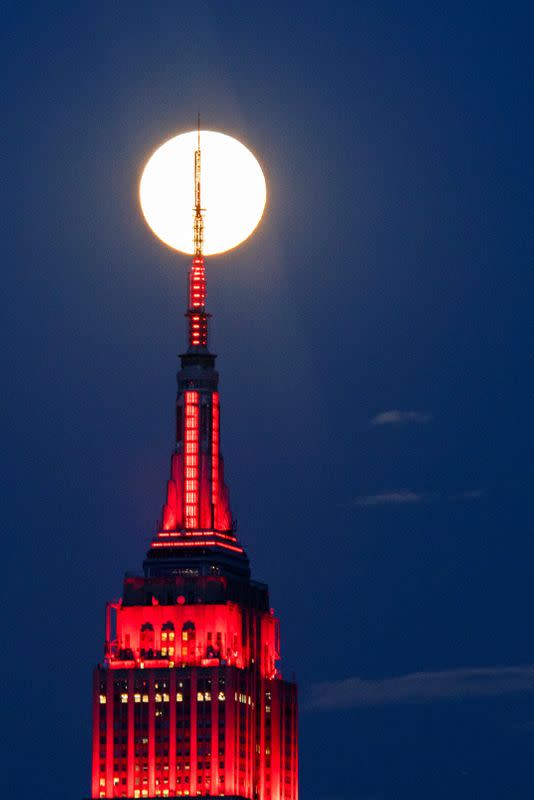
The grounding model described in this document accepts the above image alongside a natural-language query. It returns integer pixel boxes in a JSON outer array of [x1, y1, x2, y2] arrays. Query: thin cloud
[[450, 489, 486, 500], [512, 720, 534, 732], [370, 410, 433, 426], [350, 489, 486, 507], [306, 664, 534, 710], [351, 490, 431, 506]]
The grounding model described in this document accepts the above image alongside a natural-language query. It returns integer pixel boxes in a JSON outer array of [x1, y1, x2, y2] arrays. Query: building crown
[[145, 124, 248, 580]]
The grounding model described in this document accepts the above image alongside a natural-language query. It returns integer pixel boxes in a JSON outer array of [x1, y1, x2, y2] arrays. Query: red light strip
[[151, 540, 244, 553], [189, 256, 206, 309], [184, 391, 199, 528], [157, 530, 237, 542], [212, 392, 220, 510], [188, 257, 208, 347]]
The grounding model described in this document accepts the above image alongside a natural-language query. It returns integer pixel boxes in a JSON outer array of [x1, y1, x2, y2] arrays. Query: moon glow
[[139, 130, 267, 256]]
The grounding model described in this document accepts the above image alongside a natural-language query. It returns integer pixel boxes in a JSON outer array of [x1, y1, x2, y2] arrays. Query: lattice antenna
[[187, 116, 208, 348], [193, 113, 204, 256]]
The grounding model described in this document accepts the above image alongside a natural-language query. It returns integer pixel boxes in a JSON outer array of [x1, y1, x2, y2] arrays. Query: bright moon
[[139, 130, 267, 256]]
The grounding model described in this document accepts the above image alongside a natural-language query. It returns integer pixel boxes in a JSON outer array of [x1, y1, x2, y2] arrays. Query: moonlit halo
[[139, 130, 267, 256]]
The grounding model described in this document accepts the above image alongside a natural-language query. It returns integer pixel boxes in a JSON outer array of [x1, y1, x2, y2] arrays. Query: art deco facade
[[90, 221, 298, 798]]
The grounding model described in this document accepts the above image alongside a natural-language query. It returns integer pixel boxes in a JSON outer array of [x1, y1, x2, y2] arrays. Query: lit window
[[162, 648, 167, 657], [114, 777, 120, 785], [205, 691, 211, 701], [266, 705, 271, 713], [155, 693, 162, 702], [163, 693, 170, 702], [182, 632, 188, 642], [218, 691, 225, 701], [121, 693, 128, 703], [161, 632, 168, 641], [142, 694, 149, 703], [169, 632, 175, 641], [168, 647, 175, 656], [197, 692, 204, 702], [99, 695, 106, 704], [134, 693, 141, 703], [134, 792, 140, 799], [176, 692, 183, 702], [100, 778, 106, 787]]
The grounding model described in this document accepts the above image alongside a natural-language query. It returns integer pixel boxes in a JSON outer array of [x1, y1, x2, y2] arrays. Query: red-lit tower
[[89, 130, 298, 800]]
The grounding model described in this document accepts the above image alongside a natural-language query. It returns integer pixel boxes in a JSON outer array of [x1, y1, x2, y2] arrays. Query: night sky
[[2, 2, 532, 798]]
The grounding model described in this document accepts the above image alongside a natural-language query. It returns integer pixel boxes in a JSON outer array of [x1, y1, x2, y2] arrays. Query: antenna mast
[[187, 116, 208, 348], [193, 114, 204, 256]]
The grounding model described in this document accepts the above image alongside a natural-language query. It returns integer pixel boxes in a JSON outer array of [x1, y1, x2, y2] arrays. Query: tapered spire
[[147, 119, 239, 562], [187, 116, 209, 349]]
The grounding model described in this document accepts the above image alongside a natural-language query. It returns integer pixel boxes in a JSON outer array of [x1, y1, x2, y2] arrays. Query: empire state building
[[89, 131, 298, 800]]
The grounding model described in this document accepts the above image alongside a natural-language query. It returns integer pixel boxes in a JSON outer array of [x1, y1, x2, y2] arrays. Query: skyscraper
[[89, 131, 298, 800]]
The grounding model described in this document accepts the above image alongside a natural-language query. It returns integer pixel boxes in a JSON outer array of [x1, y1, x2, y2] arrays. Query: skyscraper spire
[[149, 121, 236, 554], [187, 117, 208, 349]]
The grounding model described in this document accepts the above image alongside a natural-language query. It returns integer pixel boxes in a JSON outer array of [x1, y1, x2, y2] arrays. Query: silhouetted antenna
[[193, 113, 204, 256], [188, 116, 208, 348]]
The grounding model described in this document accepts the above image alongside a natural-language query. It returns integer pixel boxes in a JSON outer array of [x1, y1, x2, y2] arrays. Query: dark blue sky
[[1, 1, 532, 798]]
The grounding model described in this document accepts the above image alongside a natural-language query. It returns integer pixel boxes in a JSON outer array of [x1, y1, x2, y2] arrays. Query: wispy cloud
[[350, 489, 486, 507], [370, 410, 433, 426], [351, 490, 431, 506], [512, 720, 534, 732], [306, 664, 534, 710], [451, 489, 486, 500]]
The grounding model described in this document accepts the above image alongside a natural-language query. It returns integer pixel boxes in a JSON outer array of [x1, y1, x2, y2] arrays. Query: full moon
[[139, 130, 267, 256]]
